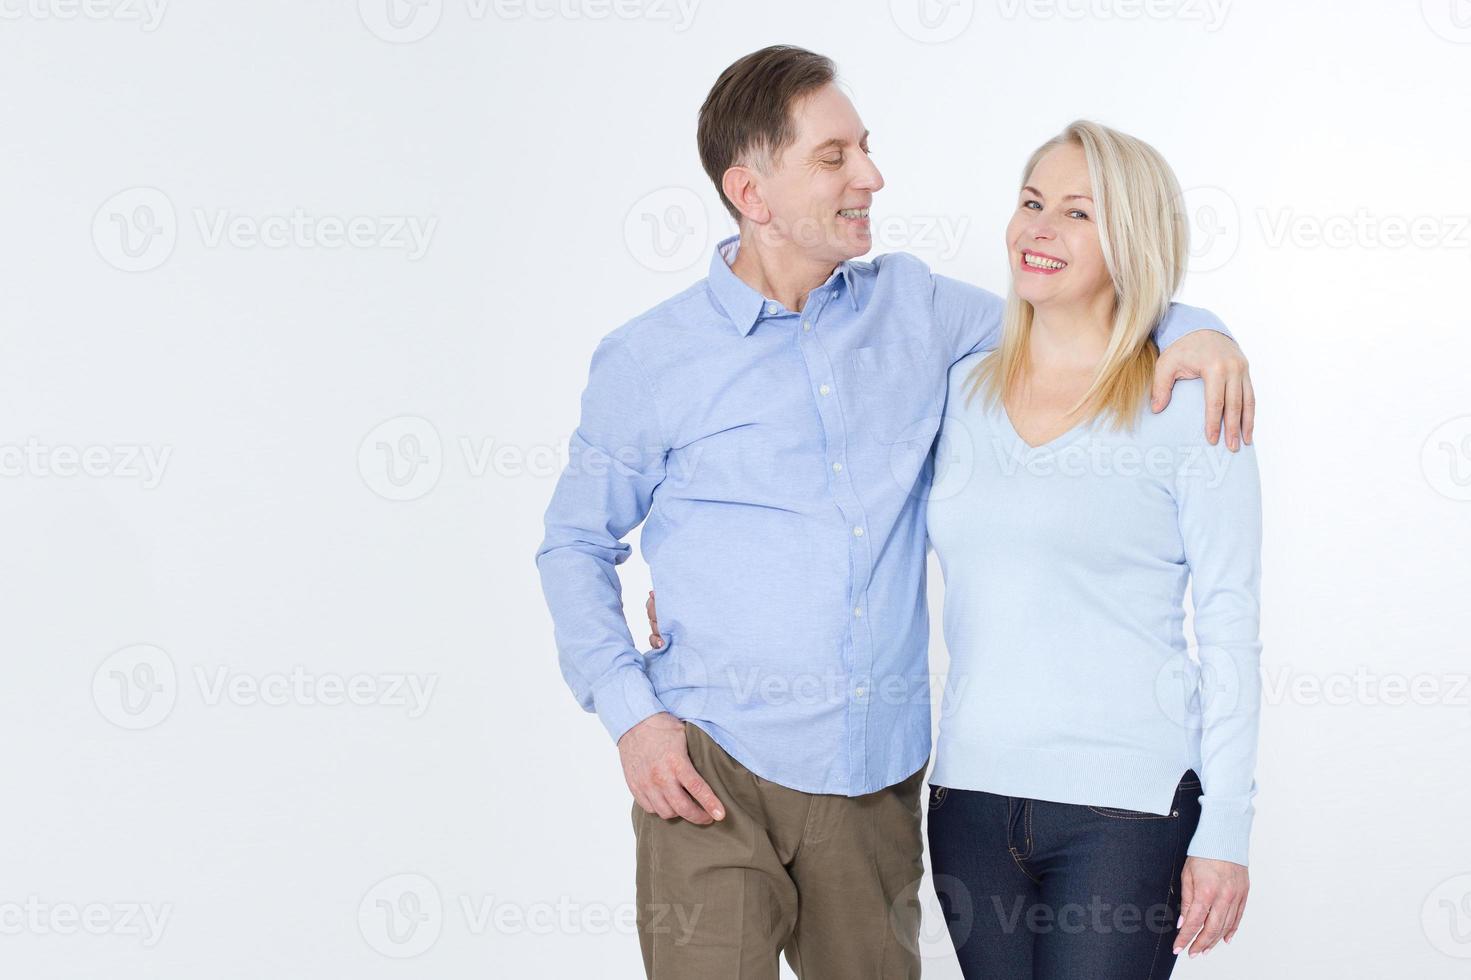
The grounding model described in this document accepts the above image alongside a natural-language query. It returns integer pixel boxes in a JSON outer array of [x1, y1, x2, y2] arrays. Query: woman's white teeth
[[839, 208, 870, 219], [1024, 252, 1066, 269]]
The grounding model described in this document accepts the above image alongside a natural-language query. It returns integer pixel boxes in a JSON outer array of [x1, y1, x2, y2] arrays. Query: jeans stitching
[[1006, 800, 1041, 884], [1146, 807, 1187, 979], [1086, 805, 1176, 820]]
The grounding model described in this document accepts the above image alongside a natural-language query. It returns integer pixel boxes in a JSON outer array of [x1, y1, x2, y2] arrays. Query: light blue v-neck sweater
[[926, 350, 1263, 866]]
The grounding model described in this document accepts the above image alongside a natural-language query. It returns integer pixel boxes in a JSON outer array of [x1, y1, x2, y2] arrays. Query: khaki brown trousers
[[632, 721, 926, 979]]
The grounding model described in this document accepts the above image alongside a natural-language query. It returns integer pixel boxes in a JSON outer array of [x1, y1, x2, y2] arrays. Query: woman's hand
[[1173, 856, 1249, 957], [645, 590, 663, 649]]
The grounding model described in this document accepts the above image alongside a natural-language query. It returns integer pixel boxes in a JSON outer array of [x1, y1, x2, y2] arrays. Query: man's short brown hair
[[697, 45, 837, 222]]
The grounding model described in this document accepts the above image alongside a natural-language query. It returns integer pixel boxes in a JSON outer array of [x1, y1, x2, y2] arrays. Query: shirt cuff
[[1186, 801, 1254, 867], [591, 664, 669, 745]]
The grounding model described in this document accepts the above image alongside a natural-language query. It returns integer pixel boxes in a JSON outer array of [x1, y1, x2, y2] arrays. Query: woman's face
[[1006, 143, 1113, 313]]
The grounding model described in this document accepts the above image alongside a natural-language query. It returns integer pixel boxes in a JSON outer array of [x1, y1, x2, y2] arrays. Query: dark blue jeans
[[926, 771, 1202, 979]]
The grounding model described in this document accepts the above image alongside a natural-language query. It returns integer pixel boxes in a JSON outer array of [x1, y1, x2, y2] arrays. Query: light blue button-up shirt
[[536, 234, 1225, 796]]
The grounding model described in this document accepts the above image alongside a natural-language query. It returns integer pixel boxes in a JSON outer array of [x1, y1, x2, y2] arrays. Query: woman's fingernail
[[1176, 915, 1183, 928], [1173, 947, 1182, 955]]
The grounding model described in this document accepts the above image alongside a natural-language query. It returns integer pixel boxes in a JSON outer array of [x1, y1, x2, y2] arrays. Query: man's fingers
[[645, 591, 662, 649], [1223, 374, 1244, 452], [660, 781, 713, 824], [653, 798, 679, 821], [646, 592, 662, 649], [1150, 361, 1179, 413], [676, 762, 726, 821], [640, 784, 678, 821], [1203, 370, 1225, 445], [1244, 375, 1257, 444]]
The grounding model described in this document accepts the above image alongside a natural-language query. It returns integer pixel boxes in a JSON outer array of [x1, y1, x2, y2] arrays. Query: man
[[536, 45, 1253, 979]]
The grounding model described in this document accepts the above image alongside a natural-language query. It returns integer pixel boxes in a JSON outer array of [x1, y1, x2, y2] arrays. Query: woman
[[923, 120, 1261, 977]]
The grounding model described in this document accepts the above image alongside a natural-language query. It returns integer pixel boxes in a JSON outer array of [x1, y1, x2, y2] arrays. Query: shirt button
[[855, 687, 867, 699], [802, 320, 811, 332], [853, 606, 863, 617], [853, 526, 864, 537], [819, 384, 831, 396], [767, 303, 779, 315], [832, 462, 843, 473]]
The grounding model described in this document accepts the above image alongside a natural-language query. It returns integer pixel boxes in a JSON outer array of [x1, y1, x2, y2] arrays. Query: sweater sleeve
[[1173, 415, 1263, 866], [535, 335, 671, 744]]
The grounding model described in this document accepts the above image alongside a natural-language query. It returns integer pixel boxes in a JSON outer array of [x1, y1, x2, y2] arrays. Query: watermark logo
[[0, 897, 173, 946], [359, 0, 699, 42], [93, 188, 437, 270], [93, 644, 179, 731], [1423, 873, 1471, 957], [1179, 185, 1240, 273], [358, 0, 443, 42], [624, 187, 711, 273], [995, 0, 1230, 31], [193, 666, 437, 717], [93, 645, 438, 728], [489, 0, 700, 30], [891, 0, 975, 42], [359, 416, 444, 501], [93, 187, 177, 273], [1421, 0, 1471, 43], [0, 439, 172, 488], [360, 873, 443, 958], [0, 0, 168, 30], [1422, 416, 1471, 501], [1258, 208, 1471, 251], [1154, 652, 1243, 729]]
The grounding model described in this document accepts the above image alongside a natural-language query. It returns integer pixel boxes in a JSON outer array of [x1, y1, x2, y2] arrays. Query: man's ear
[[721, 165, 768, 225]]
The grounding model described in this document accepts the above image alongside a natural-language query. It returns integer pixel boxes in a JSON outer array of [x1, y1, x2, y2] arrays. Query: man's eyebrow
[[812, 130, 870, 153]]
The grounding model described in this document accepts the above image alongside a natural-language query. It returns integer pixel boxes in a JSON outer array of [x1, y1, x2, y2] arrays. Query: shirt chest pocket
[[837, 341, 944, 446]]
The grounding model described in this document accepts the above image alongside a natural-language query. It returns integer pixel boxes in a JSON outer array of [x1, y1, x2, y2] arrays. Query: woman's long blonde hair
[[964, 120, 1189, 431]]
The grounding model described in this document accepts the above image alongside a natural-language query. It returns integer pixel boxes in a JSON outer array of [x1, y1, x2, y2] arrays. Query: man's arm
[[536, 335, 669, 744], [535, 335, 725, 825], [930, 274, 1254, 450], [1150, 314, 1255, 452]]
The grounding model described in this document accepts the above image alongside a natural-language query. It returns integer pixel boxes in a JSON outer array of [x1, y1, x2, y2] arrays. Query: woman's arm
[[1171, 395, 1263, 956]]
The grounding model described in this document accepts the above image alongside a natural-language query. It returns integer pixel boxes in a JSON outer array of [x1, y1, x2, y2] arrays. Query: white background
[[2, 0, 1468, 976]]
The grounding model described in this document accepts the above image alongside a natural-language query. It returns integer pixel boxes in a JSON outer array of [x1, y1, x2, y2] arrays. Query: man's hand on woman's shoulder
[[1151, 330, 1255, 452]]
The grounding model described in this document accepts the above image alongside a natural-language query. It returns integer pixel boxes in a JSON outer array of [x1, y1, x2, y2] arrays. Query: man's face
[[746, 83, 885, 263]]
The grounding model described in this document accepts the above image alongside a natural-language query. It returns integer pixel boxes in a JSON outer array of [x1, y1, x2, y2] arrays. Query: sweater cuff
[[1186, 802, 1254, 867], [591, 664, 668, 745]]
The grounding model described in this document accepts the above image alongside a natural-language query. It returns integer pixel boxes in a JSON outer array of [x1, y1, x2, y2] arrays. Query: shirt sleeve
[[1173, 426, 1263, 866], [931, 274, 1005, 364], [535, 334, 671, 744], [931, 271, 1233, 363], [1154, 301, 1234, 349]]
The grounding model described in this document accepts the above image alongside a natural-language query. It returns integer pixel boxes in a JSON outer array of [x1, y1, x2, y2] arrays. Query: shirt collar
[[706, 233, 860, 337]]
